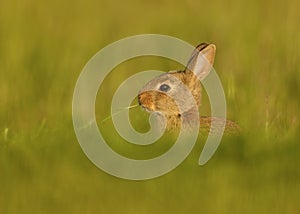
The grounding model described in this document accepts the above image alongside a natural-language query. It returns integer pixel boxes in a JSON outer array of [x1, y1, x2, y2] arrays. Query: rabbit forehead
[[140, 73, 182, 92]]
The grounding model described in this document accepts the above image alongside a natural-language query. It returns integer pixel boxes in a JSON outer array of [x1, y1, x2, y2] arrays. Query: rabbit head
[[138, 43, 216, 128]]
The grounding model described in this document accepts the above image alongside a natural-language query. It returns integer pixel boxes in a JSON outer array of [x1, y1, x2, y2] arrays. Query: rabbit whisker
[[126, 104, 139, 109], [100, 104, 139, 123]]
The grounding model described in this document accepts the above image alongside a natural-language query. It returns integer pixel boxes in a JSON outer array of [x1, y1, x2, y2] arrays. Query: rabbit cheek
[[155, 93, 179, 115]]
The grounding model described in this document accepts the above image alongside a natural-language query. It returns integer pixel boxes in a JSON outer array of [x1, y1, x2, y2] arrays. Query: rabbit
[[138, 43, 240, 134]]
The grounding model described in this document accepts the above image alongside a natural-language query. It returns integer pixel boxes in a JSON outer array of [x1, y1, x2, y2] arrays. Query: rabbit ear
[[185, 43, 216, 81]]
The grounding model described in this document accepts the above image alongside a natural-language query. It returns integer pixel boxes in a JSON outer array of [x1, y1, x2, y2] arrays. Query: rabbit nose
[[138, 92, 155, 111], [138, 92, 148, 106], [138, 93, 144, 106], [138, 94, 142, 105]]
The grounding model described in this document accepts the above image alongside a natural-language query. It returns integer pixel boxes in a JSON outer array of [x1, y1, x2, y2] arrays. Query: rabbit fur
[[138, 43, 240, 133]]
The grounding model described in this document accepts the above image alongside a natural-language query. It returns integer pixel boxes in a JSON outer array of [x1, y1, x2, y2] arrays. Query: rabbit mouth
[[141, 105, 153, 112], [139, 102, 155, 112]]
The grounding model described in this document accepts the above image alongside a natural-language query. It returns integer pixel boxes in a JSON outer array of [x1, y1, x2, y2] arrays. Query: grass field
[[1, 0, 300, 213]]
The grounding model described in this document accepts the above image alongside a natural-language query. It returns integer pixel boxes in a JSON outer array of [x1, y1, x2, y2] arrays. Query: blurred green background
[[1, 0, 300, 213]]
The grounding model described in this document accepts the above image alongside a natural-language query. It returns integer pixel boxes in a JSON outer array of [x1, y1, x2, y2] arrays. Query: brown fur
[[138, 43, 240, 134]]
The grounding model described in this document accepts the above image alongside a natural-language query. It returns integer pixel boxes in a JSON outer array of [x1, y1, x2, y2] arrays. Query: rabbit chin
[[140, 106, 199, 130]]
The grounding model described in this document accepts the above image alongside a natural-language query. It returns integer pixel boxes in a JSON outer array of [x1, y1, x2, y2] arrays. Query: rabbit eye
[[159, 84, 171, 92]]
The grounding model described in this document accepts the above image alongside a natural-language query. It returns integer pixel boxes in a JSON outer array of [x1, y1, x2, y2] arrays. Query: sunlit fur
[[138, 43, 240, 133]]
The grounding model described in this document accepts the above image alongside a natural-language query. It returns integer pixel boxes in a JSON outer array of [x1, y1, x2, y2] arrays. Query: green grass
[[1, 0, 300, 213]]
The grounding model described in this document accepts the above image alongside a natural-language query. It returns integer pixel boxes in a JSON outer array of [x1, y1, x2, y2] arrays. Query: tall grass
[[0, 0, 299, 213]]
